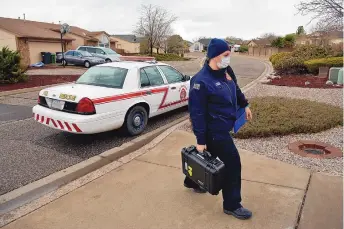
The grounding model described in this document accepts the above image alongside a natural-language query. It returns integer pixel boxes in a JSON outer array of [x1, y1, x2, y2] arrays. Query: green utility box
[[51, 53, 56, 64]]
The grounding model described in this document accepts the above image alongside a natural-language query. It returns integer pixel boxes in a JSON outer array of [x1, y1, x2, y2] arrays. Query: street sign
[[60, 23, 70, 35]]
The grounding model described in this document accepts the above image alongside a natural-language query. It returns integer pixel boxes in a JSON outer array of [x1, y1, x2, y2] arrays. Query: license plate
[[46, 98, 65, 110]]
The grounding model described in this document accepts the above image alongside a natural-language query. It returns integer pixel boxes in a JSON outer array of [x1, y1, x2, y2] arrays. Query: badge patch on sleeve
[[193, 83, 200, 90]]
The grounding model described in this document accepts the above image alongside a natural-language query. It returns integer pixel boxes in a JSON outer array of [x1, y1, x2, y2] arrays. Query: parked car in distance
[[76, 46, 121, 62], [61, 50, 105, 68]]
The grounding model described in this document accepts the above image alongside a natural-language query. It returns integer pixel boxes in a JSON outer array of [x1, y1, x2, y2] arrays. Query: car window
[[74, 51, 82, 57], [65, 51, 74, 56], [78, 47, 86, 51], [142, 66, 165, 86], [159, 65, 184, 84], [75, 66, 128, 89], [87, 47, 96, 53], [140, 69, 150, 87], [96, 48, 106, 55]]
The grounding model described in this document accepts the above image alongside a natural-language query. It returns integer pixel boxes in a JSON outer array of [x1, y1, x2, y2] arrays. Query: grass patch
[[233, 96, 343, 139]]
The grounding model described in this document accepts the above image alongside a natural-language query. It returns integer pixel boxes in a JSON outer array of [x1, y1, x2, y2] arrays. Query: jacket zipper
[[223, 79, 237, 112]]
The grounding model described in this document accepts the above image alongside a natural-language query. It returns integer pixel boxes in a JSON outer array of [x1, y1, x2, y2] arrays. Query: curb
[[241, 60, 273, 93], [0, 115, 188, 216]]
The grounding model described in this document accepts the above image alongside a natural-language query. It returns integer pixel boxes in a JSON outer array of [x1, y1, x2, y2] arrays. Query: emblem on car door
[[180, 87, 187, 100]]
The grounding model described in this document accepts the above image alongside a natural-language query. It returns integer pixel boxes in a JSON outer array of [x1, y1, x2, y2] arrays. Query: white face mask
[[217, 56, 230, 69]]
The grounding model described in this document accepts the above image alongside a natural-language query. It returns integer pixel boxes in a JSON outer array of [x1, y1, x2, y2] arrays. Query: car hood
[[39, 83, 125, 103]]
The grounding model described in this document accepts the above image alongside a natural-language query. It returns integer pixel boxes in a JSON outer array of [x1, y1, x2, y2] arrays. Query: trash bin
[[337, 68, 343, 85], [51, 53, 56, 64], [41, 52, 52, 64]]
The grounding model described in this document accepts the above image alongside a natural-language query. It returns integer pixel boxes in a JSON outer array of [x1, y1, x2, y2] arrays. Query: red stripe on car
[[41, 116, 44, 123], [64, 122, 72, 131], [72, 123, 82, 133], [92, 87, 168, 104], [57, 120, 64, 130], [36, 114, 39, 121], [51, 119, 58, 128]]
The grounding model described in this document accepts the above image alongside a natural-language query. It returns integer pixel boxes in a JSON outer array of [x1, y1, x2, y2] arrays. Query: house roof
[[112, 35, 143, 43], [249, 39, 271, 46], [0, 17, 74, 41], [198, 38, 212, 46]]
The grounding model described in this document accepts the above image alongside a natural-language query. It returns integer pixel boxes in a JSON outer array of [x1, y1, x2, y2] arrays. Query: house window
[[98, 34, 110, 48]]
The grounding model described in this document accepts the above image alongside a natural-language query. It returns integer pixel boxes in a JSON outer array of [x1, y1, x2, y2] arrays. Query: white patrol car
[[33, 61, 191, 136]]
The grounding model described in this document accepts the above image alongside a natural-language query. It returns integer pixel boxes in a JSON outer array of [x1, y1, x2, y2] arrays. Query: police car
[[33, 61, 191, 136]]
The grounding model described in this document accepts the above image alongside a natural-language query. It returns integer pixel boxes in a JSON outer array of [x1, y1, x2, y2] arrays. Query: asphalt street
[[0, 54, 266, 195]]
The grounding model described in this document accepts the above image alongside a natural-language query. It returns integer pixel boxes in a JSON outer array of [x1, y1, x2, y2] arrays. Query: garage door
[[29, 41, 62, 64]]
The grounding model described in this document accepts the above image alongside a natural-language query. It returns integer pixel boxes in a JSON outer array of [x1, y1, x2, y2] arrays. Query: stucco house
[[247, 39, 271, 47], [189, 38, 212, 52], [111, 35, 142, 54], [295, 31, 343, 46], [0, 17, 116, 66]]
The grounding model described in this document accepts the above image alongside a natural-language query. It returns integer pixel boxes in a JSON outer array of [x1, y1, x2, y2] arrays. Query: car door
[[139, 66, 169, 116], [157, 65, 188, 109], [73, 51, 84, 66], [64, 51, 74, 64]]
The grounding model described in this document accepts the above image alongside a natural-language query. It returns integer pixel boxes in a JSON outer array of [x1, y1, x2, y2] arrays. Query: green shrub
[[292, 44, 332, 60], [304, 57, 344, 74], [270, 52, 292, 65], [239, 45, 248, 53], [233, 96, 343, 139], [273, 45, 334, 75], [0, 46, 27, 84], [153, 53, 189, 61]]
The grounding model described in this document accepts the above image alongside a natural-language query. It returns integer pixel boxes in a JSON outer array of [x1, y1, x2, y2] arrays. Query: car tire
[[62, 59, 67, 66], [84, 61, 90, 68], [125, 105, 148, 136], [105, 59, 112, 63]]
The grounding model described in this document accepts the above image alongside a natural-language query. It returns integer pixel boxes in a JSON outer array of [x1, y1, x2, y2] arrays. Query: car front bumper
[[32, 105, 123, 134]]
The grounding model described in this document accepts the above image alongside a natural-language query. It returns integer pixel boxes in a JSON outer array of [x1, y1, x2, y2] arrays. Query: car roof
[[97, 61, 169, 69]]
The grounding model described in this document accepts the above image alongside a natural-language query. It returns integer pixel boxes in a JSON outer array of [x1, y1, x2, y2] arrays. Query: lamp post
[[60, 23, 70, 68]]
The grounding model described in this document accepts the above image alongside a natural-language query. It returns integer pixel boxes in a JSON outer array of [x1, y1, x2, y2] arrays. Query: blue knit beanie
[[206, 38, 230, 59]]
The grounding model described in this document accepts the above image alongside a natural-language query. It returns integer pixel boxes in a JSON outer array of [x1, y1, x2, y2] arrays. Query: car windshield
[[75, 66, 127, 88], [103, 48, 118, 55], [79, 50, 93, 57]]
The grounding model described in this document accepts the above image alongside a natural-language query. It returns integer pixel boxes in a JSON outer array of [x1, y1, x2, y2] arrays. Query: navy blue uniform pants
[[184, 134, 242, 211]]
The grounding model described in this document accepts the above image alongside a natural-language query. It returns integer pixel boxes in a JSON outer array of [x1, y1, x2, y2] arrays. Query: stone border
[[288, 140, 343, 159]]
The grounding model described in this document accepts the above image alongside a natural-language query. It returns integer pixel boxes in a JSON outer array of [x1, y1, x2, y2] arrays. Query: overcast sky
[[0, 0, 315, 41]]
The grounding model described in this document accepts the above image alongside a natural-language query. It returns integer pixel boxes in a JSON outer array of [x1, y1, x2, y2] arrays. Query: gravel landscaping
[[180, 83, 343, 176]]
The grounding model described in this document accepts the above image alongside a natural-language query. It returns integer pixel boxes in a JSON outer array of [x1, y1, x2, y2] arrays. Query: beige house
[[0, 17, 116, 66], [111, 35, 141, 54], [295, 31, 343, 46], [247, 39, 271, 47]]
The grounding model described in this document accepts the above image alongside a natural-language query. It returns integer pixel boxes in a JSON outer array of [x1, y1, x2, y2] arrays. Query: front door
[[157, 65, 188, 109]]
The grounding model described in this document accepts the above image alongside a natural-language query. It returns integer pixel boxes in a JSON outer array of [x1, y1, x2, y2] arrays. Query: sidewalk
[[2, 130, 342, 229]]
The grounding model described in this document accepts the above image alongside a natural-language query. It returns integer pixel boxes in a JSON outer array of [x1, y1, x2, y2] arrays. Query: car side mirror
[[183, 75, 191, 81]]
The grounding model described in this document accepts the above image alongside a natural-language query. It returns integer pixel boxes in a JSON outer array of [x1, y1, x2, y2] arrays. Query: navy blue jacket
[[189, 64, 249, 145]]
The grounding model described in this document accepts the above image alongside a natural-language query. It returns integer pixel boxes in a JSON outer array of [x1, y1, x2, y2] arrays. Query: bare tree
[[295, 0, 343, 31], [134, 4, 177, 56]]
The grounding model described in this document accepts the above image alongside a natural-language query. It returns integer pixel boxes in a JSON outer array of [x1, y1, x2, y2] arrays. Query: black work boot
[[183, 183, 207, 193], [224, 207, 252, 220]]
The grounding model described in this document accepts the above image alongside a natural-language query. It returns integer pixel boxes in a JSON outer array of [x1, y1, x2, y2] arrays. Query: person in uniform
[[184, 38, 253, 220]]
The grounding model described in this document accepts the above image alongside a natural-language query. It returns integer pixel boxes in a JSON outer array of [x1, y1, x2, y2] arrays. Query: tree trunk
[[157, 48, 159, 54]]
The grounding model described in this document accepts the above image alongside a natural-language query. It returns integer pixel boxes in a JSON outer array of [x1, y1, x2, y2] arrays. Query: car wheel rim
[[132, 112, 144, 130], [85, 62, 89, 67]]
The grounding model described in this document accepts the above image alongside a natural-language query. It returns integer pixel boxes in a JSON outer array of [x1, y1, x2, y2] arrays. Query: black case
[[181, 145, 225, 195]]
